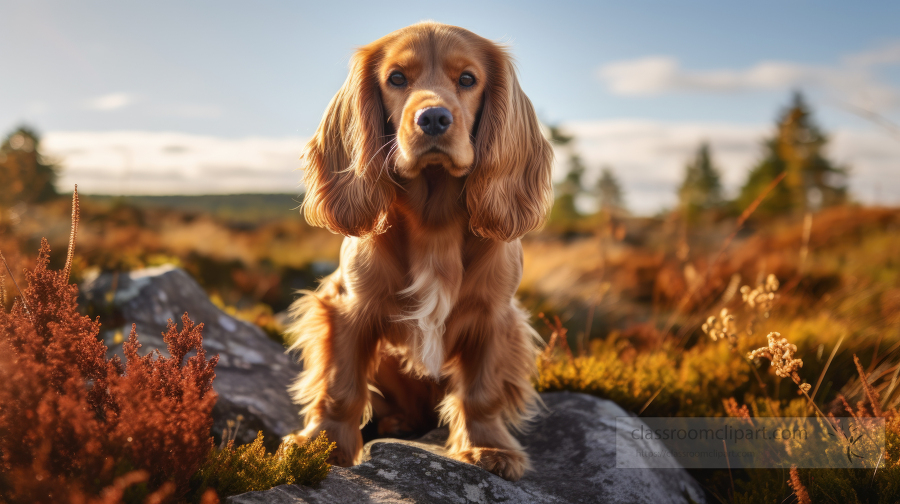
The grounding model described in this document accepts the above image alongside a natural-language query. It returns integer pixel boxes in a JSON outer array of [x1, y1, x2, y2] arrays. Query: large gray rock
[[227, 392, 706, 504], [80, 265, 302, 449], [80, 268, 706, 502]]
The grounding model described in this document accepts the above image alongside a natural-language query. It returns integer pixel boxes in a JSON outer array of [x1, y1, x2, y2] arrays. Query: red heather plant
[[0, 239, 219, 503]]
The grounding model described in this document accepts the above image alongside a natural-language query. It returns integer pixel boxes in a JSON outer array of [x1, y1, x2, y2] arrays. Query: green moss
[[536, 338, 752, 417], [190, 431, 334, 501]]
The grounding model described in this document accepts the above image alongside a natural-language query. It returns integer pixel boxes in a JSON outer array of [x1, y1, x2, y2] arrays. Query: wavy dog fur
[[286, 22, 553, 481]]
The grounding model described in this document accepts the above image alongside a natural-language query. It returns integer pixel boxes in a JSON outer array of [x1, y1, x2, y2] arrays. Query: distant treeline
[[82, 193, 304, 223], [548, 91, 849, 231], [0, 127, 304, 224]]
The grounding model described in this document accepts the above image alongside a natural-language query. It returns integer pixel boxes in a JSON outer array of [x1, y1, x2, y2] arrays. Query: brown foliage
[[851, 354, 883, 417], [722, 397, 752, 423], [0, 240, 218, 503], [787, 465, 812, 504]]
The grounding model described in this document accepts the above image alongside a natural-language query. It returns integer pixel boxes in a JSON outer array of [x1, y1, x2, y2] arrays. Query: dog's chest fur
[[395, 168, 467, 378], [397, 229, 462, 377]]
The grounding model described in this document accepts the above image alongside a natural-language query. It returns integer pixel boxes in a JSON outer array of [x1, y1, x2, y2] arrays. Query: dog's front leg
[[287, 288, 381, 466], [441, 305, 540, 481]]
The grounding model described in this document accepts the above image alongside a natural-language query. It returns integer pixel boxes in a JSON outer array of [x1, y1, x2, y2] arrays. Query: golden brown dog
[[286, 21, 553, 481]]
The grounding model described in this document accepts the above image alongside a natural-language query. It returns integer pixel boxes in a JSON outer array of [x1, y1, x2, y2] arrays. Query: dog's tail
[[505, 301, 546, 434], [285, 274, 341, 425]]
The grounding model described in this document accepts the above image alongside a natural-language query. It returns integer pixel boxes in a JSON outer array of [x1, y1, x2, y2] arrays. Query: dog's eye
[[389, 72, 407, 87], [459, 73, 476, 88]]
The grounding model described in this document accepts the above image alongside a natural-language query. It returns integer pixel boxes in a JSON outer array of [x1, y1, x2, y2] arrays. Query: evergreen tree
[[0, 126, 58, 206], [549, 153, 586, 224], [596, 166, 624, 213], [547, 124, 574, 147], [547, 124, 588, 225], [546, 124, 626, 227], [678, 142, 723, 221], [737, 92, 847, 215]]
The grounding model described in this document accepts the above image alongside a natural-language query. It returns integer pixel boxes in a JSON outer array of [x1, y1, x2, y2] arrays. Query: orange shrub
[[0, 240, 218, 503]]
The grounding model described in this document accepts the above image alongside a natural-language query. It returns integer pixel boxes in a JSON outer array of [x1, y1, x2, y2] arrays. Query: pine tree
[[596, 166, 624, 213], [678, 142, 723, 221], [547, 124, 574, 147], [0, 126, 58, 206], [546, 125, 626, 228], [549, 153, 586, 224], [737, 92, 847, 215], [547, 124, 587, 225]]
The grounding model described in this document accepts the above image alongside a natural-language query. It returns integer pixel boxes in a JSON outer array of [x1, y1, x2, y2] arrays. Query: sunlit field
[[2, 86, 900, 502]]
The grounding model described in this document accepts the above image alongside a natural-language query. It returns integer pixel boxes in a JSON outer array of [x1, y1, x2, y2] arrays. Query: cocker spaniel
[[286, 21, 553, 481]]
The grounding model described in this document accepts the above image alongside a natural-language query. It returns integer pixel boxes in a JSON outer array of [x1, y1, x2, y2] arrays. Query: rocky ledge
[[81, 266, 705, 503], [228, 392, 705, 504], [80, 265, 302, 449]]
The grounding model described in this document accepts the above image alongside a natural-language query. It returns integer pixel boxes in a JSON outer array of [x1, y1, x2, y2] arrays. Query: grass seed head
[[741, 274, 780, 317], [702, 308, 738, 347], [748, 332, 804, 379]]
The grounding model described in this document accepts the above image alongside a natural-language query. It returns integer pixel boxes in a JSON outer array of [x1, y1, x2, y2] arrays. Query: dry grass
[[5, 197, 343, 314], [535, 205, 900, 502], [4, 191, 900, 502]]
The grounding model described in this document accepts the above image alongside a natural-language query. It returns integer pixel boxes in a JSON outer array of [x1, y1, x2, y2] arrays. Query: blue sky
[[3, 1, 899, 212]]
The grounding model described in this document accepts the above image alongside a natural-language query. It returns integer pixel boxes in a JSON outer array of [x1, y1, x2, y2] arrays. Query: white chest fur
[[396, 230, 463, 378]]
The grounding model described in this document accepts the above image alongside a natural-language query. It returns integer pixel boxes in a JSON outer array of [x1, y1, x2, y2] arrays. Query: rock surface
[[80, 265, 302, 448], [80, 267, 706, 503], [227, 392, 706, 504]]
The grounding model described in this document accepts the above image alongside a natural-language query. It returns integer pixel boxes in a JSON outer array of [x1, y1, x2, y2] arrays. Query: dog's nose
[[415, 107, 453, 136]]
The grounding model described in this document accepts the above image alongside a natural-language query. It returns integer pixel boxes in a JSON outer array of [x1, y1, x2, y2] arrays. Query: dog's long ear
[[466, 46, 553, 242], [302, 45, 394, 237]]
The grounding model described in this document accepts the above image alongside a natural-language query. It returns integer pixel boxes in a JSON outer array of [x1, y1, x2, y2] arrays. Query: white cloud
[[81, 94, 223, 117], [155, 104, 224, 119], [597, 41, 900, 110], [43, 131, 307, 195], [558, 120, 900, 215], [843, 41, 900, 68], [84, 92, 135, 111], [598, 57, 808, 94], [25, 100, 50, 116]]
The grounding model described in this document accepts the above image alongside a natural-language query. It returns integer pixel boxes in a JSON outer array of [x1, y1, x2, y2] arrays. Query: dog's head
[[302, 22, 553, 241]]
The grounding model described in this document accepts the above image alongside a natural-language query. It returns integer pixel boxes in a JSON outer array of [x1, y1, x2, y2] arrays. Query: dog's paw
[[282, 431, 308, 446], [323, 448, 353, 467], [287, 422, 361, 467], [453, 447, 529, 481]]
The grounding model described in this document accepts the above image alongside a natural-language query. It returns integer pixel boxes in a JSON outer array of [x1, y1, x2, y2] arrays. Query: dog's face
[[302, 22, 554, 241], [376, 29, 487, 178]]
